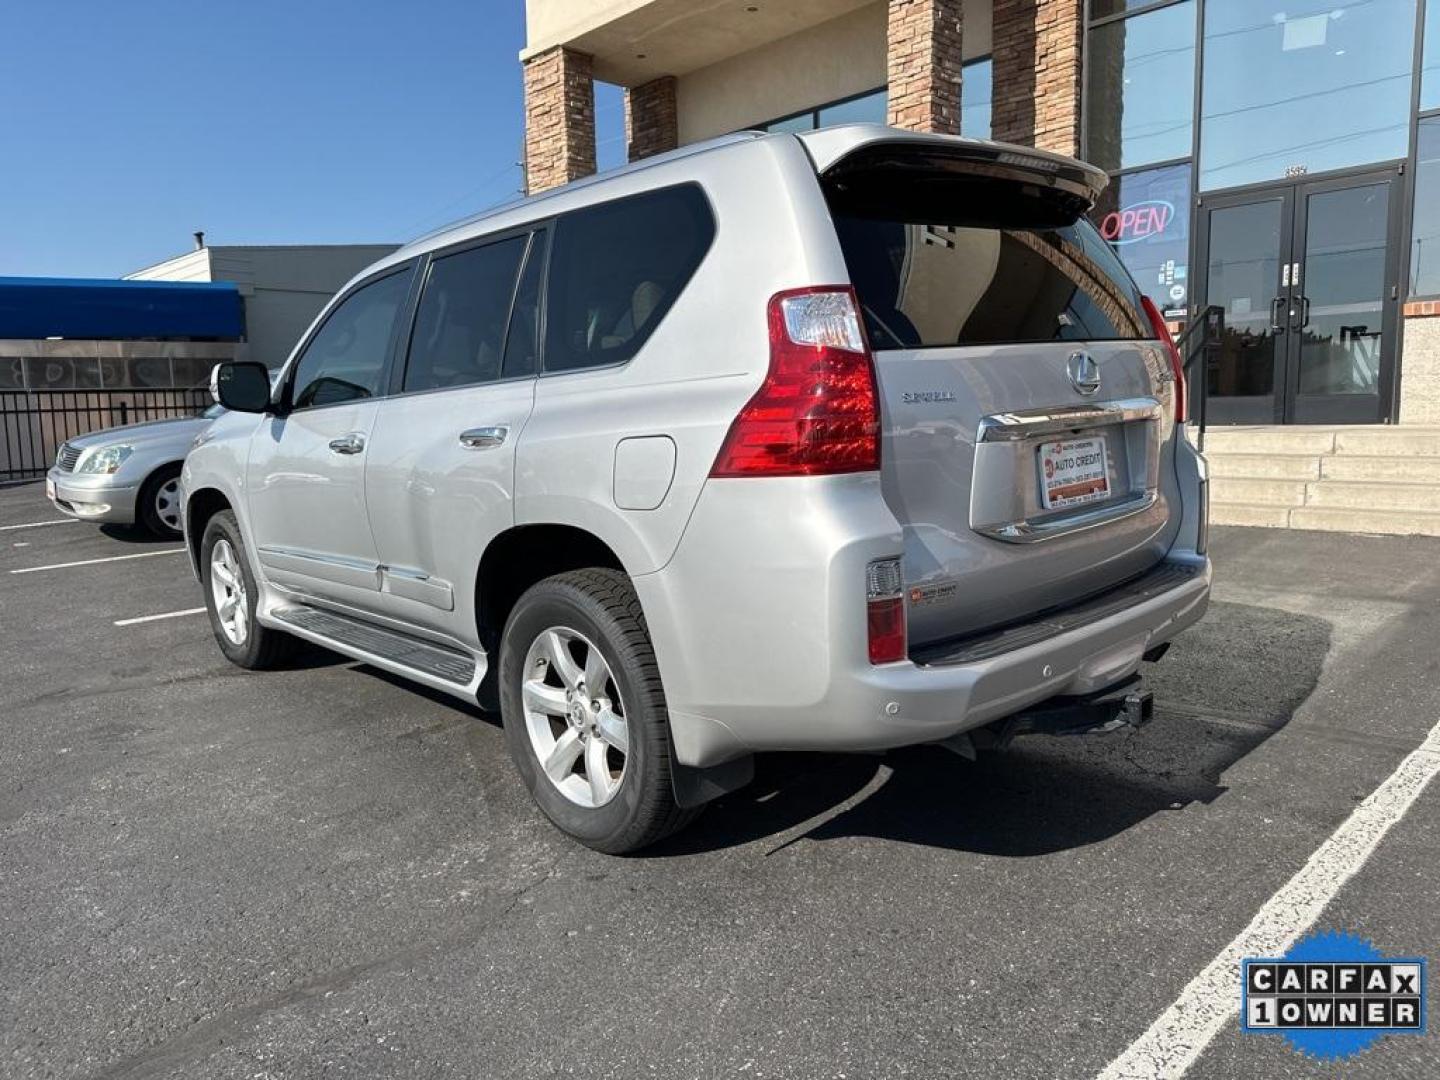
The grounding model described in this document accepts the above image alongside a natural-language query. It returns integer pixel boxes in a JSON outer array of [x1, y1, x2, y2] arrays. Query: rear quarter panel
[[515, 135, 850, 575]]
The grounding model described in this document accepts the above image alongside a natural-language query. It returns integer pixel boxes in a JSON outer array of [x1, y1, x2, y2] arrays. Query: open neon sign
[[1099, 199, 1174, 245]]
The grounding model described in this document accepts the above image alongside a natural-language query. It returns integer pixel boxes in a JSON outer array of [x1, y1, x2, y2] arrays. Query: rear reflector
[[1141, 295, 1187, 424], [709, 287, 879, 477], [866, 557, 906, 664]]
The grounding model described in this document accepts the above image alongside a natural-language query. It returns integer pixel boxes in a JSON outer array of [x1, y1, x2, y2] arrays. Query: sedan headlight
[[76, 445, 134, 474]]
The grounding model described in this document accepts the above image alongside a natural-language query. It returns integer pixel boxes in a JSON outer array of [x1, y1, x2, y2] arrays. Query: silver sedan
[[46, 406, 221, 538]]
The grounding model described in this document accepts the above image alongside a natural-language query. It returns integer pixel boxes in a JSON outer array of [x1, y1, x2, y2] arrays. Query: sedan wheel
[[153, 477, 182, 534]]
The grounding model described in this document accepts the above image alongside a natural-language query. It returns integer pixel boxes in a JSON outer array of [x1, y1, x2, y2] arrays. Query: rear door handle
[[328, 432, 366, 455], [459, 426, 508, 450]]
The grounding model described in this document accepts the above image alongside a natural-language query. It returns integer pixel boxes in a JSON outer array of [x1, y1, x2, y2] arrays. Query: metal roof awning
[[0, 276, 244, 340]]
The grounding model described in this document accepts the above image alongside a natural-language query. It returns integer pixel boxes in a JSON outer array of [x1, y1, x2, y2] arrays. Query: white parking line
[[8, 548, 186, 575], [1097, 716, 1440, 1080], [0, 519, 75, 531], [113, 606, 206, 627]]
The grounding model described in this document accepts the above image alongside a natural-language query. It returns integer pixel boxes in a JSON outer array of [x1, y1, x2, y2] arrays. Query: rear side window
[[830, 178, 1148, 349], [291, 268, 411, 410], [544, 185, 715, 373], [404, 236, 527, 393]]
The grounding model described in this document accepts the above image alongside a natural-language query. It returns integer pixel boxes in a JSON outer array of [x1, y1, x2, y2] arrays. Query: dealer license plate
[[1038, 436, 1110, 510], [45, 478, 55, 501]]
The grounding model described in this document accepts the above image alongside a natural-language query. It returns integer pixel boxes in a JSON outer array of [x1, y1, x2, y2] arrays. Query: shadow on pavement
[[651, 599, 1331, 858]]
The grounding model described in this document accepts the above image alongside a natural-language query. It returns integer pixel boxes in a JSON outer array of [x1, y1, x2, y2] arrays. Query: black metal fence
[[0, 387, 210, 482]]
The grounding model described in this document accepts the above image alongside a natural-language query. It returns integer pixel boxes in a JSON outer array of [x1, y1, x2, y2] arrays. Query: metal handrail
[[1173, 305, 1224, 452]]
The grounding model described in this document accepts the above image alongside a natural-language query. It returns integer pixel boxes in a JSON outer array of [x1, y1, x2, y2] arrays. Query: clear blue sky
[[0, 1, 626, 278]]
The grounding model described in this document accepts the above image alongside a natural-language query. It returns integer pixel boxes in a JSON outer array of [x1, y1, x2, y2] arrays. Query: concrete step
[[1320, 455, 1440, 482], [1288, 506, 1440, 538], [1206, 453, 1320, 480], [1303, 480, 1440, 512], [1209, 477, 1308, 506], [1333, 429, 1440, 457], [1209, 502, 1292, 528], [1202, 428, 1337, 455]]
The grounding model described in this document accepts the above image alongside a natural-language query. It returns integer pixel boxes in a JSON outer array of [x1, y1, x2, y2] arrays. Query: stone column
[[523, 46, 596, 194], [625, 76, 679, 162], [992, 0, 1083, 156], [886, 0, 963, 134]]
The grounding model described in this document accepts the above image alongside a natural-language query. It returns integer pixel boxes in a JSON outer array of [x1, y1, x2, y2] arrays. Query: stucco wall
[[1399, 313, 1440, 424], [674, 0, 990, 143]]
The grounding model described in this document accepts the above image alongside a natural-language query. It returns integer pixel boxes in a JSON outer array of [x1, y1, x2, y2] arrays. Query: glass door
[[1195, 171, 1402, 424], [1194, 190, 1292, 424], [1287, 176, 1401, 423]]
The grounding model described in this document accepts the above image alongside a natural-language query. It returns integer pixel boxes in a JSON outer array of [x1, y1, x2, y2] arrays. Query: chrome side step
[[269, 604, 479, 691]]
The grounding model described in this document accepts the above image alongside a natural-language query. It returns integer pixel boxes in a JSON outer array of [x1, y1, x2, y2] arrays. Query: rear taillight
[[1141, 295, 1187, 424], [709, 286, 879, 477], [865, 558, 906, 665]]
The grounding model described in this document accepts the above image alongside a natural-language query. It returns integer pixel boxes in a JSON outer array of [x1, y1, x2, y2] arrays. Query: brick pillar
[[886, 0, 963, 134], [625, 76, 678, 162], [992, 0, 1083, 156], [523, 46, 596, 194]]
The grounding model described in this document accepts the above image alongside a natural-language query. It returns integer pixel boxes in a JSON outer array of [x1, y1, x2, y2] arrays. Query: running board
[[268, 604, 480, 694]]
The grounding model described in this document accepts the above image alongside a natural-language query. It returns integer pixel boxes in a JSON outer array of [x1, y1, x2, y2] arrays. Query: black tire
[[200, 510, 297, 670], [499, 568, 698, 854], [138, 463, 184, 538]]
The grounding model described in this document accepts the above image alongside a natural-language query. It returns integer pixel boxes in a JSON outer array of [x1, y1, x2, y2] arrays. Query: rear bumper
[[637, 474, 1210, 768], [45, 468, 139, 525]]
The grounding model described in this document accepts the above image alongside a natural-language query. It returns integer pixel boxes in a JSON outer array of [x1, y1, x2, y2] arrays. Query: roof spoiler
[[797, 124, 1108, 211]]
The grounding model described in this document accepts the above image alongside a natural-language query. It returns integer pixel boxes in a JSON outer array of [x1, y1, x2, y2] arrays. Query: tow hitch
[[946, 675, 1154, 757]]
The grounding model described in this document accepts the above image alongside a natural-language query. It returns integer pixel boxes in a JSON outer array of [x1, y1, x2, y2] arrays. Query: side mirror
[[210, 361, 272, 413]]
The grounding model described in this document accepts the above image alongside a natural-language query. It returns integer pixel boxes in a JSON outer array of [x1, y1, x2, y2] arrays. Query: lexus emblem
[[1067, 351, 1101, 396]]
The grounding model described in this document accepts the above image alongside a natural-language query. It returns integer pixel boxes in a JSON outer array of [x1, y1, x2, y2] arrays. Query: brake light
[[865, 558, 906, 664], [709, 287, 879, 477], [1141, 295, 1187, 424]]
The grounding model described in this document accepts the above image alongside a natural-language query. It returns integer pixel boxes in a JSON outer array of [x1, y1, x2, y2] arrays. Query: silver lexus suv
[[185, 125, 1210, 853]]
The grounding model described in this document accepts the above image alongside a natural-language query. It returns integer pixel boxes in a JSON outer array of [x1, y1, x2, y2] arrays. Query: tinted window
[[1410, 118, 1440, 298], [1425, 0, 1440, 111], [1089, 161, 1192, 318], [832, 180, 1148, 347], [1085, 1, 1195, 172], [502, 231, 548, 379], [544, 185, 715, 372], [291, 270, 410, 409], [404, 237, 527, 392], [961, 58, 992, 140], [1200, 0, 1414, 191]]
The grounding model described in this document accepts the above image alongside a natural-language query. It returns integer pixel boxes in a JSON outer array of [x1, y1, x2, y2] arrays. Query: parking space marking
[[1097, 716, 1440, 1080], [0, 519, 75, 531], [113, 606, 206, 627], [8, 548, 186, 574]]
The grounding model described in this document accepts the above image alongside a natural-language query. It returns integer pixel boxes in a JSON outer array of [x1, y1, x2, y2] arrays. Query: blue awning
[[0, 276, 244, 340]]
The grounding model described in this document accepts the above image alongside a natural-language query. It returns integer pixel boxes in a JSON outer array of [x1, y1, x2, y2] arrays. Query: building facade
[[521, 0, 1440, 428]]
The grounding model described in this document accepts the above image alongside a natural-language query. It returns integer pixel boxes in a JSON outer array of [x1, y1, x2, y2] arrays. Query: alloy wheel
[[209, 538, 249, 646], [521, 626, 629, 808]]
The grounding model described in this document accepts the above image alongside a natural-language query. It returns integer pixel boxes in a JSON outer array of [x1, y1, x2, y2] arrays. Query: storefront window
[[817, 88, 886, 126], [1085, 1, 1195, 172], [1200, 0, 1416, 191], [1412, 118, 1440, 297], [962, 58, 992, 139], [1424, 0, 1440, 111], [1090, 163, 1193, 318]]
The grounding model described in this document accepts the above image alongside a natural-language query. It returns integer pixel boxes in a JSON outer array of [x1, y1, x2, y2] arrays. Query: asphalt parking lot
[[2, 480, 1438, 1080]]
